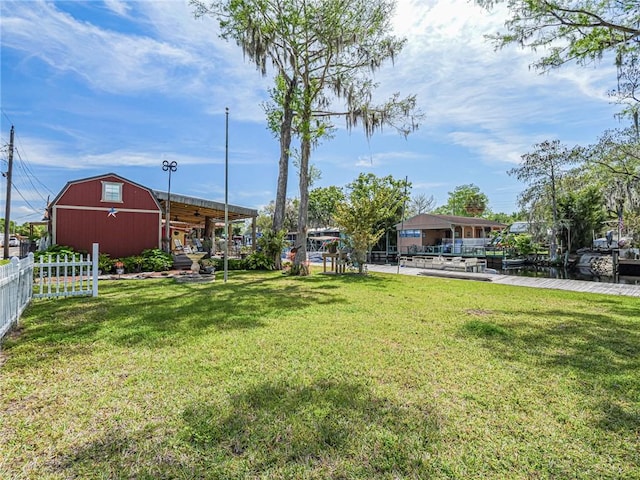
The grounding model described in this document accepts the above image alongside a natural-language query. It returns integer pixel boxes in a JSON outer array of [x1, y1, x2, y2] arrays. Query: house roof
[[395, 213, 506, 230]]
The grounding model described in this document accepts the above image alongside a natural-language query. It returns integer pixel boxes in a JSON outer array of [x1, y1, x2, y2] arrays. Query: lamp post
[[162, 160, 177, 253]]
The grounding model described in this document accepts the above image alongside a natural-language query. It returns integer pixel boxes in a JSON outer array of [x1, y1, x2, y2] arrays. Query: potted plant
[[199, 258, 216, 275], [327, 239, 339, 254], [114, 260, 125, 275]]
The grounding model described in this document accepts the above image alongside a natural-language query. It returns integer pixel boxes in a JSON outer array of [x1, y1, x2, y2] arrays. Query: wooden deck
[[365, 264, 640, 297]]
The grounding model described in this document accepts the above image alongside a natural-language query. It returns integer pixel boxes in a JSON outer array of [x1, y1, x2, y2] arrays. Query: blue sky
[[0, 0, 624, 225]]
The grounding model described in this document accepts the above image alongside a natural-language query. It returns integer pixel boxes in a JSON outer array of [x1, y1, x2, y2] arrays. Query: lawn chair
[[193, 238, 205, 252], [173, 238, 193, 254]]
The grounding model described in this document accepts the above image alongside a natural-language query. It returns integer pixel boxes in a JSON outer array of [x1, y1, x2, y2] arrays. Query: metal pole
[[224, 107, 229, 283], [397, 175, 408, 274], [162, 160, 177, 253]]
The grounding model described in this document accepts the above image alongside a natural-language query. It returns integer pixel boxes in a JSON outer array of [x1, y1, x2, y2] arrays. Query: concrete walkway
[[365, 264, 640, 298]]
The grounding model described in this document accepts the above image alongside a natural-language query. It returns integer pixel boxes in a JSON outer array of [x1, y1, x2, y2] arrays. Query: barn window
[[102, 182, 123, 202]]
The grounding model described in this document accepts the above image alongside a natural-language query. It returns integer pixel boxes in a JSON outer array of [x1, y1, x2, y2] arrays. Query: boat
[[502, 258, 525, 267]]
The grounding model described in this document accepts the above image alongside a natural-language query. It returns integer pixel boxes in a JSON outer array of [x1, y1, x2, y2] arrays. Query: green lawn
[[1, 270, 638, 479]]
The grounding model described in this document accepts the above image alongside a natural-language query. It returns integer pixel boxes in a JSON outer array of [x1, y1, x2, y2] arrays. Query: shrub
[[36, 245, 87, 275], [257, 229, 288, 262], [38, 245, 86, 258], [514, 234, 538, 256], [227, 258, 244, 270], [202, 257, 246, 271], [122, 255, 145, 273], [98, 253, 113, 274], [140, 249, 172, 272], [244, 251, 275, 270]]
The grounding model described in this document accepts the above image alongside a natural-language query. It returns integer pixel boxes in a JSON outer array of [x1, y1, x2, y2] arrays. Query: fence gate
[[34, 243, 99, 299]]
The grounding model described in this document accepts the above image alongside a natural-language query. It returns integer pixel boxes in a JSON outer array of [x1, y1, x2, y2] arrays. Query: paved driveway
[[0, 246, 21, 260]]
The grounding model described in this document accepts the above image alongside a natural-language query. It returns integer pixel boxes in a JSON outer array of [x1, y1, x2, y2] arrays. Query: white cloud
[[377, 0, 619, 163], [1, 0, 269, 122], [103, 0, 130, 17], [14, 133, 276, 174], [13, 136, 214, 169], [13, 204, 43, 220], [4, 0, 619, 140], [447, 131, 528, 165], [411, 181, 448, 190], [354, 150, 429, 168], [2, 2, 199, 93]]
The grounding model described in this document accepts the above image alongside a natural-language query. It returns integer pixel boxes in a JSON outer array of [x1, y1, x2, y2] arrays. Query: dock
[[365, 264, 640, 297], [489, 275, 640, 297]]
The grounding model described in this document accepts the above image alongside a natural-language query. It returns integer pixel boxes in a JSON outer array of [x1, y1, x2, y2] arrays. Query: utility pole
[[3, 126, 14, 259], [224, 107, 229, 283]]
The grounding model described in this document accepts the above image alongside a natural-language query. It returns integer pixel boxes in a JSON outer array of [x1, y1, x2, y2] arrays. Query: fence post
[[92, 243, 99, 297], [10, 256, 20, 333]]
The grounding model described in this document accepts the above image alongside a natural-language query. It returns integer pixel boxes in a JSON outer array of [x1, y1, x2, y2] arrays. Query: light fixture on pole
[[224, 107, 229, 283], [162, 160, 177, 252]]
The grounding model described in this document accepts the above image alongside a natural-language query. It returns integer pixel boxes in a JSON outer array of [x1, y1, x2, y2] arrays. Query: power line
[[14, 137, 55, 197], [15, 147, 50, 203], [1, 108, 13, 126], [10, 180, 41, 213], [14, 212, 41, 222], [1, 109, 55, 200]]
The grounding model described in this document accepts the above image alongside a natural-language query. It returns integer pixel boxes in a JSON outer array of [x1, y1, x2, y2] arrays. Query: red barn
[[50, 173, 162, 258]]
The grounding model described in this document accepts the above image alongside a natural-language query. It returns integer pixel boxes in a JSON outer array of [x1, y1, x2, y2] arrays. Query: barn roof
[[50, 173, 257, 226], [50, 172, 161, 210]]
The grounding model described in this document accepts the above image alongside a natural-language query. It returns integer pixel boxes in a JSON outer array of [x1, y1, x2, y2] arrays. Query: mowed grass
[[1, 269, 638, 479]]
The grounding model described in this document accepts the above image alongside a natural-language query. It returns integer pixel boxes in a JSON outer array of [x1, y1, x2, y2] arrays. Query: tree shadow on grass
[[7, 273, 351, 364], [48, 424, 197, 480], [181, 377, 442, 477], [460, 307, 640, 433], [588, 296, 640, 320], [44, 378, 442, 479]]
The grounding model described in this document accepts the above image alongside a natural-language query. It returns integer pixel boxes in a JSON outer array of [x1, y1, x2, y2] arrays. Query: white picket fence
[[0, 254, 35, 341], [1, 243, 98, 343]]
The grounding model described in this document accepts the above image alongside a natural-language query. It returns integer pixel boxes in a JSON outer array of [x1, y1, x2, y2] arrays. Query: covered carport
[[153, 190, 258, 253]]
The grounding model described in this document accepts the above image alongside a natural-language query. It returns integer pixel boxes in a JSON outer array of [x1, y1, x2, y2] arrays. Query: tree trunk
[[272, 77, 296, 270], [294, 82, 312, 276], [294, 134, 311, 275], [550, 164, 559, 262], [358, 249, 367, 274]]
